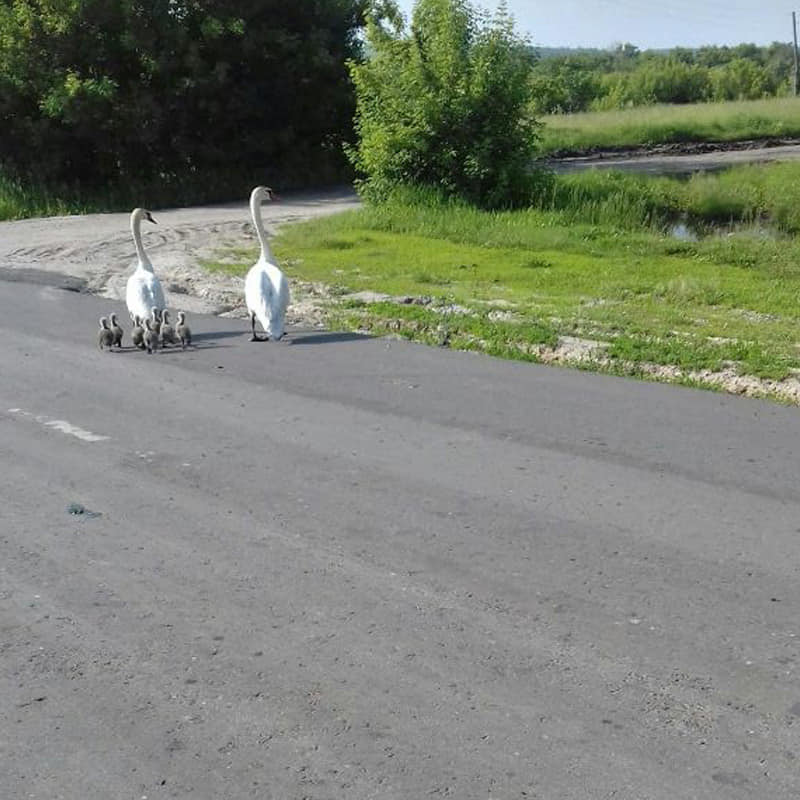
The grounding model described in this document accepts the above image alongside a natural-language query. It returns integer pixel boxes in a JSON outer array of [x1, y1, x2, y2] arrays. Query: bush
[[529, 60, 600, 114], [348, 0, 542, 208], [710, 59, 774, 101], [595, 60, 712, 109]]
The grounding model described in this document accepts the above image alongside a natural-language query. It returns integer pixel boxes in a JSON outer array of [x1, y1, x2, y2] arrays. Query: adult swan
[[245, 186, 289, 341], [125, 207, 165, 325]]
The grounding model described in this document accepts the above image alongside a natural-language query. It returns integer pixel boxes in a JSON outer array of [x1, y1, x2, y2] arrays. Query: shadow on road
[[192, 330, 247, 342], [0, 267, 88, 293], [154, 343, 228, 353], [188, 328, 370, 346], [288, 331, 370, 346], [111, 341, 227, 353]]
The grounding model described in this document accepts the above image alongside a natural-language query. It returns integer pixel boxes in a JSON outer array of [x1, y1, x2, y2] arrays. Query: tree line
[[0, 0, 368, 201], [530, 42, 796, 113], [0, 0, 795, 210]]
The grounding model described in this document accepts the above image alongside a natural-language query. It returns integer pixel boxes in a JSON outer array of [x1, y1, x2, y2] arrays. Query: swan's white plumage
[[125, 208, 165, 324], [245, 186, 289, 340], [245, 258, 289, 339]]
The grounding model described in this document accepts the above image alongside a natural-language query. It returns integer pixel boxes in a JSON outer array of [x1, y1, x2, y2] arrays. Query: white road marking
[[7, 408, 110, 443], [43, 420, 110, 442]]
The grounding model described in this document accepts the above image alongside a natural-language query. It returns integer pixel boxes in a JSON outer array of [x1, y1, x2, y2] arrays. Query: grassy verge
[[0, 173, 82, 220], [539, 97, 800, 155], [0, 155, 352, 221], [0, 170, 265, 221], [205, 163, 800, 401], [549, 162, 800, 231]]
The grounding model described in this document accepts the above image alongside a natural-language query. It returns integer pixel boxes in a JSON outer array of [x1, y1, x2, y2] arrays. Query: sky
[[393, 0, 796, 50]]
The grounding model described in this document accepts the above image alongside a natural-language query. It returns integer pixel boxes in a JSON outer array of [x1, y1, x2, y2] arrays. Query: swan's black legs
[[250, 312, 268, 342]]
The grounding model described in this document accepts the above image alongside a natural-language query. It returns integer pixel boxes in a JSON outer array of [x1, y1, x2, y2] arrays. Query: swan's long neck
[[131, 211, 153, 272], [250, 193, 275, 264]]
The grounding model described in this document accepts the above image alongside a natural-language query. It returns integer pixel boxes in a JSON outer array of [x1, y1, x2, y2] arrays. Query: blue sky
[[393, 1, 795, 50]]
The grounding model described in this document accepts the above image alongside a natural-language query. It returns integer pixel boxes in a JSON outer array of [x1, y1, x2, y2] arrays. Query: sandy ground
[[0, 185, 360, 326]]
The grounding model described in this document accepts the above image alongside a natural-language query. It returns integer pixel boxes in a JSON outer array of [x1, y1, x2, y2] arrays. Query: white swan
[[244, 186, 290, 341], [125, 208, 166, 325]]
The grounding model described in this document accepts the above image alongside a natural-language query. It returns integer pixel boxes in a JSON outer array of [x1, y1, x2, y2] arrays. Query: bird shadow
[[113, 341, 227, 353], [154, 344, 229, 354], [188, 329, 370, 346], [287, 331, 370, 346], [192, 330, 248, 342]]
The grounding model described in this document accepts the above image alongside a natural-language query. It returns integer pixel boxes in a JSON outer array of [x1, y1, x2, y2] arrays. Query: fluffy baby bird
[[160, 309, 179, 347], [143, 318, 159, 354], [176, 311, 192, 350], [150, 307, 162, 338], [131, 315, 145, 350], [109, 312, 124, 348], [98, 317, 114, 351]]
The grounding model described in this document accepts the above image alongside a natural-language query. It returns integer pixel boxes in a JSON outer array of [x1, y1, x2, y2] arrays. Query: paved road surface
[[1, 278, 799, 799]]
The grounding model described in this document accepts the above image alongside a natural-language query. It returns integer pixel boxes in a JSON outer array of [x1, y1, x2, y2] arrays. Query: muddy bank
[[547, 135, 800, 160], [547, 138, 800, 175]]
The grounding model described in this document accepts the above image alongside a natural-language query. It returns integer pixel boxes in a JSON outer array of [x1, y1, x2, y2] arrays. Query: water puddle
[[668, 217, 781, 242], [670, 221, 699, 242]]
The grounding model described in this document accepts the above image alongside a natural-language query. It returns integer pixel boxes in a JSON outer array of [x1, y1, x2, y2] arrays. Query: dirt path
[[0, 186, 360, 324]]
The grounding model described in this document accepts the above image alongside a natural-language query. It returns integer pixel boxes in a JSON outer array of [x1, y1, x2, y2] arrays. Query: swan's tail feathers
[[253, 270, 274, 335], [270, 276, 290, 339]]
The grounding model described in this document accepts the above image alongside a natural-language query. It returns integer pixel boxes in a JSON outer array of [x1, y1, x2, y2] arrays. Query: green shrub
[[529, 60, 600, 114], [594, 60, 712, 109], [710, 59, 775, 101], [348, 0, 542, 209]]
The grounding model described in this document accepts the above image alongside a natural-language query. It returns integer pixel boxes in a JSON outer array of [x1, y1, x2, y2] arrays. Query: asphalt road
[[2, 277, 799, 800]]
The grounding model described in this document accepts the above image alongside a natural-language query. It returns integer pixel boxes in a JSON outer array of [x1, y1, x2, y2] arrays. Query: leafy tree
[[612, 42, 640, 68], [695, 45, 732, 68], [529, 58, 600, 113], [0, 0, 367, 198], [538, 41, 794, 111], [710, 58, 774, 101], [762, 42, 793, 93], [348, 0, 542, 208], [671, 48, 696, 65]]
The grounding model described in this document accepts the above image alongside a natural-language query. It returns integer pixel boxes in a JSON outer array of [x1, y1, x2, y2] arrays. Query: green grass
[[205, 163, 800, 398], [0, 173, 81, 220], [0, 170, 259, 221], [548, 162, 800, 232], [539, 97, 800, 155], [0, 155, 353, 221]]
